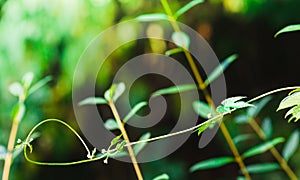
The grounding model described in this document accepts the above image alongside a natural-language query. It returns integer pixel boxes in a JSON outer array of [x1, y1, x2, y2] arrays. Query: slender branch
[[109, 101, 143, 180]]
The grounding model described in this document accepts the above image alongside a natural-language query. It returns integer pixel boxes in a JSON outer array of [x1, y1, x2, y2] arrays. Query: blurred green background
[[1, 0, 300, 179]]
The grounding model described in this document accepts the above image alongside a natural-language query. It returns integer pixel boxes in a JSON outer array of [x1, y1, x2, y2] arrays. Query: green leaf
[[0, 145, 7, 160], [136, 13, 169, 22], [133, 132, 151, 155], [242, 137, 285, 159], [233, 134, 255, 144], [151, 84, 197, 97], [123, 101, 148, 123], [104, 83, 125, 102], [246, 163, 280, 174], [234, 114, 250, 124], [78, 97, 107, 106], [111, 134, 123, 146], [277, 91, 300, 122], [261, 117, 272, 139], [22, 72, 34, 89], [28, 76, 52, 95], [237, 177, 246, 180], [165, 48, 184, 56], [217, 96, 254, 113], [275, 24, 300, 37], [285, 105, 300, 122], [196, 121, 211, 136], [204, 54, 238, 87], [11, 102, 25, 122], [171, 31, 190, 48], [282, 130, 299, 162], [104, 119, 119, 130], [189, 157, 234, 172], [174, 0, 204, 19], [152, 173, 170, 180], [193, 101, 213, 119], [247, 96, 272, 118], [9, 82, 24, 97]]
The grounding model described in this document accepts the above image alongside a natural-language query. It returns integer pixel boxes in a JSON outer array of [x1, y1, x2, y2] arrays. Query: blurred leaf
[[233, 134, 255, 144], [133, 132, 151, 155], [104, 83, 125, 102], [193, 101, 213, 119], [151, 84, 197, 97], [277, 90, 300, 122], [136, 13, 169, 22], [174, 0, 204, 19], [11, 102, 25, 122], [234, 114, 250, 124], [190, 157, 234, 172], [247, 96, 272, 118], [216, 96, 254, 113], [275, 24, 300, 37], [111, 151, 128, 158], [152, 173, 169, 180], [171, 31, 190, 48], [78, 97, 107, 106], [9, 82, 24, 97], [28, 76, 52, 95], [104, 119, 119, 130], [237, 177, 246, 180], [261, 117, 272, 139], [123, 101, 148, 123], [0, 145, 7, 160], [165, 48, 184, 56], [204, 54, 238, 87], [282, 130, 299, 162], [22, 72, 34, 89], [245, 163, 280, 174], [242, 137, 285, 159]]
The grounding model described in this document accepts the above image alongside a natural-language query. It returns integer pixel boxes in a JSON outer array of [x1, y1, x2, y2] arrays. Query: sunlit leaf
[[171, 31, 190, 48], [261, 117, 272, 139], [78, 97, 107, 106], [111, 134, 123, 146], [246, 163, 280, 174], [275, 24, 300, 37], [242, 137, 285, 159], [233, 134, 255, 144], [151, 84, 197, 97], [28, 76, 52, 95], [216, 96, 254, 113], [22, 72, 34, 89], [165, 48, 184, 56], [174, 0, 205, 19], [104, 119, 119, 130], [204, 54, 238, 87], [9, 82, 24, 97], [133, 132, 151, 155], [247, 96, 272, 118], [193, 101, 213, 119], [0, 145, 7, 160], [152, 173, 170, 180], [189, 157, 234, 172], [282, 130, 299, 162], [277, 90, 300, 122], [104, 83, 125, 102], [11, 102, 25, 122], [136, 13, 169, 22], [123, 101, 148, 123]]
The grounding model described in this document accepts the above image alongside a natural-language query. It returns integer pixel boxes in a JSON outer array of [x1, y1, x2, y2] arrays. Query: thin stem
[[248, 118, 298, 180], [109, 101, 143, 180], [160, 1, 250, 179]]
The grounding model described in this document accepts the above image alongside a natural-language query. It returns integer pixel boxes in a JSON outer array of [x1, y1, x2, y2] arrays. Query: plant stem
[[160, 1, 251, 179], [109, 101, 143, 180], [248, 118, 298, 180]]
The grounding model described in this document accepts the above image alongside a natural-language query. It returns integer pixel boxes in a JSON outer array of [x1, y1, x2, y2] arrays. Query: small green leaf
[[171, 31, 190, 48], [104, 83, 125, 102], [275, 24, 300, 37], [136, 13, 169, 22], [123, 101, 148, 123], [104, 119, 119, 130], [133, 132, 151, 155], [277, 91, 300, 111], [111, 134, 123, 146], [196, 122, 211, 136], [247, 96, 272, 118], [78, 97, 107, 106], [151, 84, 197, 97], [189, 157, 234, 172], [237, 176, 246, 180], [282, 130, 299, 162], [11, 102, 26, 122], [285, 105, 300, 122], [261, 117, 272, 139], [116, 141, 126, 152], [204, 54, 238, 87], [22, 72, 34, 89], [233, 134, 255, 144], [174, 0, 204, 19], [28, 76, 52, 95], [242, 137, 285, 159], [0, 145, 7, 160], [193, 101, 213, 119], [245, 163, 280, 174], [152, 173, 170, 180], [217, 96, 254, 113], [9, 82, 24, 97], [165, 48, 184, 56]]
